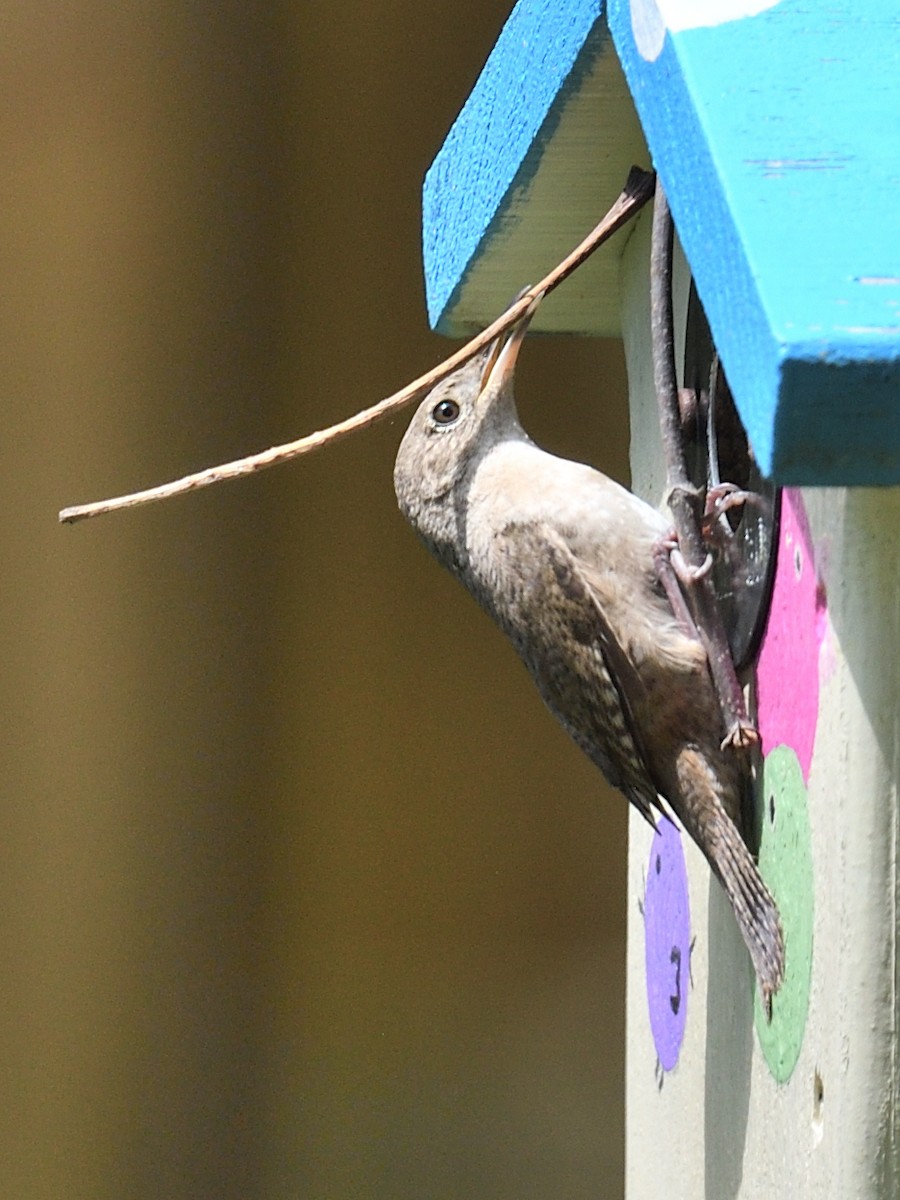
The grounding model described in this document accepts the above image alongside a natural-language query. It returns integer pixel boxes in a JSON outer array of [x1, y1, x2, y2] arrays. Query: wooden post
[[623, 206, 900, 1197]]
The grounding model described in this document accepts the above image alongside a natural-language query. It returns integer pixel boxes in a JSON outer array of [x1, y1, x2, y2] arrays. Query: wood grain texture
[[422, 0, 647, 336]]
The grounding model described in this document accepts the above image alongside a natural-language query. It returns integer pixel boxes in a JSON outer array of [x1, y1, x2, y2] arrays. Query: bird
[[393, 294, 785, 1009]]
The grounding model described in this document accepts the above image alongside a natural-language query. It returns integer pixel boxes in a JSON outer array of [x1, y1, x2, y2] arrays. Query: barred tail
[[710, 819, 785, 1014], [675, 748, 785, 1013]]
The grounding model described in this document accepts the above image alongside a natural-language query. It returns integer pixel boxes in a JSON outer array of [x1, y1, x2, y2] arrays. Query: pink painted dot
[[756, 490, 826, 781]]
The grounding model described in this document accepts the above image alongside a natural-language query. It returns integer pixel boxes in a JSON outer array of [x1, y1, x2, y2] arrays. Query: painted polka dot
[[643, 818, 691, 1071], [756, 489, 825, 781]]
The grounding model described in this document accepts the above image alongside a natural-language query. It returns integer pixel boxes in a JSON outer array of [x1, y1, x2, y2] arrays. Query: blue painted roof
[[423, 0, 601, 329], [422, 0, 900, 484], [422, 0, 647, 337], [609, 0, 900, 482]]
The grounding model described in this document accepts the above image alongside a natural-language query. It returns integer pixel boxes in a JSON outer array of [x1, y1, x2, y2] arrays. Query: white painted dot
[[631, 0, 666, 61], [631, 0, 784, 62]]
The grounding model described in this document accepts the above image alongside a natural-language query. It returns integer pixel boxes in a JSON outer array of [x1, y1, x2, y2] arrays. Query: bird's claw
[[670, 546, 714, 585], [705, 482, 748, 511], [720, 719, 759, 752]]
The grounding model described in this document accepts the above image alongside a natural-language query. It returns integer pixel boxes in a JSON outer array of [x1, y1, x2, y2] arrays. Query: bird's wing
[[498, 521, 665, 825]]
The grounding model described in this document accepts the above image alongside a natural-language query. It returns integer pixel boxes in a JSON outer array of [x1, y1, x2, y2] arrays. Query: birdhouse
[[421, 1, 900, 1193]]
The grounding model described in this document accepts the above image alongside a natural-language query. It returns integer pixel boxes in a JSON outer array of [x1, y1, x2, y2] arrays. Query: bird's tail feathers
[[675, 747, 785, 1014], [712, 822, 785, 1016]]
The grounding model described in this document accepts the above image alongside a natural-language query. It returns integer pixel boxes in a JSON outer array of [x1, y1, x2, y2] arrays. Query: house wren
[[393, 297, 785, 1008]]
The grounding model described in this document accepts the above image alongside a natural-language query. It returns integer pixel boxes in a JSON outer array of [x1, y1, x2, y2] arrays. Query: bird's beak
[[480, 290, 544, 395]]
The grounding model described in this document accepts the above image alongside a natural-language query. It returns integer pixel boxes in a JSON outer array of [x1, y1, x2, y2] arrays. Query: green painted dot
[[754, 745, 814, 1082]]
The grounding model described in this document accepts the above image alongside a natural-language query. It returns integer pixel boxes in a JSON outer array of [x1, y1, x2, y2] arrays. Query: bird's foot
[[670, 545, 714, 585], [721, 718, 760, 752], [653, 537, 702, 640], [702, 482, 775, 538]]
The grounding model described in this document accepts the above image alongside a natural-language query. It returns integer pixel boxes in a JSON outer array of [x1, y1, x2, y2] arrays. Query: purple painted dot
[[643, 817, 691, 1071]]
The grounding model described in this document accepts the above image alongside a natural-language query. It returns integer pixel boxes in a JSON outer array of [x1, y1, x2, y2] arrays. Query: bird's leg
[[653, 531, 706, 640], [656, 502, 759, 751], [655, 524, 756, 751]]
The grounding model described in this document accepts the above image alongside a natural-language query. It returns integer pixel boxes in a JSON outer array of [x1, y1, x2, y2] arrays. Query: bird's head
[[393, 294, 541, 555]]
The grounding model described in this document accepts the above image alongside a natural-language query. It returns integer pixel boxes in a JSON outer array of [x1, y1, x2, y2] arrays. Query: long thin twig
[[650, 179, 755, 748], [59, 166, 655, 524]]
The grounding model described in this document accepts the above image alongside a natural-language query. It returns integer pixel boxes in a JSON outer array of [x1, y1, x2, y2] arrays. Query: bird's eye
[[431, 398, 461, 426]]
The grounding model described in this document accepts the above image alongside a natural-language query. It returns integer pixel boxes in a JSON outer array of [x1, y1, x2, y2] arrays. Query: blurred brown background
[[1, 3, 632, 1197]]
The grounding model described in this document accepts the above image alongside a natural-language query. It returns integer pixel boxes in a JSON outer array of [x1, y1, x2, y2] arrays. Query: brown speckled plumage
[[393, 303, 784, 1008]]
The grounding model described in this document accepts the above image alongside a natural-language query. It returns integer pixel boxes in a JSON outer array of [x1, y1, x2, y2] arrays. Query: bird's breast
[[464, 441, 667, 577]]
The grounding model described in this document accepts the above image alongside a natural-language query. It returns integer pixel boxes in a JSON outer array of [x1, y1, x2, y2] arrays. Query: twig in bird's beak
[[59, 166, 654, 525]]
